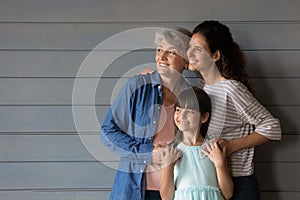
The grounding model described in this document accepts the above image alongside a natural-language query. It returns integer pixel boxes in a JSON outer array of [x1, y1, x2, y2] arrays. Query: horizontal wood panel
[[0, 106, 107, 132], [0, 162, 299, 191], [253, 78, 300, 105], [0, 105, 297, 133], [0, 0, 298, 22], [261, 192, 300, 200], [0, 50, 299, 78], [0, 78, 299, 105], [255, 135, 300, 162], [0, 191, 111, 200], [0, 162, 116, 190], [246, 51, 300, 78], [0, 23, 299, 50], [0, 134, 118, 162], [256, 162, 300, 191], [0, 134, 296, 162]]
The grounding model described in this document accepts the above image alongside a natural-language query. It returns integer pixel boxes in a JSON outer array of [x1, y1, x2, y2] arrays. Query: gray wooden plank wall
[[0, 0, 299, 199]]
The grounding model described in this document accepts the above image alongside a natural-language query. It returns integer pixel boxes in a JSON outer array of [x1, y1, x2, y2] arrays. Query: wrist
[[214, 161, 227, 170], [227, 139, 239, 155]]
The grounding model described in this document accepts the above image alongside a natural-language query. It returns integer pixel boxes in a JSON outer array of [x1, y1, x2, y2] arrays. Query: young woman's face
[[174, 107, 201, 133], [187, 33, 215, 72], [155, 39, 187, 76]]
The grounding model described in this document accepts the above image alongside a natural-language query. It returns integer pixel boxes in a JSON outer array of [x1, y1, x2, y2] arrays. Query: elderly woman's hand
[[162, 146, 182, 168]]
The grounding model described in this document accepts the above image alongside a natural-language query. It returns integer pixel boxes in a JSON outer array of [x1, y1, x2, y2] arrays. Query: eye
[[195, 47, 203, 52], [167, 50, 177, 56], [156, 47, 163, 53], [175, 107, 181, 112], [187, 110, 194, 114]]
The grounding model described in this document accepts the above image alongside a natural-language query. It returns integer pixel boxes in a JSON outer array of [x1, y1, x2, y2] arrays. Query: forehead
[[157, 39, 177, 49], [190, 33, 208, 47], [175, 106, 201, 114]]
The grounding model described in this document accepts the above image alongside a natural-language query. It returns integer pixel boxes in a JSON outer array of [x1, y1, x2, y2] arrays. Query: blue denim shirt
[[101, 71, 190, 200]]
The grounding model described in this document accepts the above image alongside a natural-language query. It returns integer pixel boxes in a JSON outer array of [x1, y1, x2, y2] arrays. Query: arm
[[160, 146, 182, 200], [218, 132, 270, 155], [220, 82, 282, 155], [160, 165, 175, 200], [202, 142, 233, 200], [100, 77, 153, 163]]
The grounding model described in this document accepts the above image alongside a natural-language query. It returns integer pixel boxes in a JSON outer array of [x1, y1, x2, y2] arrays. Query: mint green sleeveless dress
[[173, 142, 224, 200]]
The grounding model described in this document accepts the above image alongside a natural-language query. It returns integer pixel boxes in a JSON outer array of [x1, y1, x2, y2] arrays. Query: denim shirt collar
[[150, 70, 191, 90]]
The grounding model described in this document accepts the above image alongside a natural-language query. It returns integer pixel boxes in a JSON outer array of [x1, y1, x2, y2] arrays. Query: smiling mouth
[[188, 60, 197, 65], [178, 121, 189, 125], [159, 63, 169, 67]]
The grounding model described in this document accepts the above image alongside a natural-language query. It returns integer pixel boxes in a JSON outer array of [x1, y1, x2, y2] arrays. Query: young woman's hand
[[137, 68, 155, 75], [202, 141, 227, 168], [217, 139, 234, 156]]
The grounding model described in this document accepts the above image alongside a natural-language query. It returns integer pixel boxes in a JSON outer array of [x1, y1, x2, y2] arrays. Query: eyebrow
[[158, 45, 177, 51], [190, 42, 204, 49]]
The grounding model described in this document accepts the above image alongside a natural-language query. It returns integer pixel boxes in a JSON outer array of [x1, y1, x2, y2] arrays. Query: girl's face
[[187, 33, 215, 72], [174, 107, 201, 133], [155, 39, 187, 76]]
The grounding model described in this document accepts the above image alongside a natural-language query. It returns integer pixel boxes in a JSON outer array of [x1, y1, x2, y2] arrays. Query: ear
[[211, 50, 221, 62], [200, 112, 210, 123]]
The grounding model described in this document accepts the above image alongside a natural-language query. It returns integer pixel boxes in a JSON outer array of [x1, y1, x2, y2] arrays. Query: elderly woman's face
[[155, 39, 187, 76]]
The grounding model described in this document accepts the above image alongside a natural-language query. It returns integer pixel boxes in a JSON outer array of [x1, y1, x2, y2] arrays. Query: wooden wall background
[[0, 0, 299, 199]]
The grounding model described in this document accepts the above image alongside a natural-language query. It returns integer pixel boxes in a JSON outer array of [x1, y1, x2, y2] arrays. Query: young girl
[[160, 87, 233, 200]]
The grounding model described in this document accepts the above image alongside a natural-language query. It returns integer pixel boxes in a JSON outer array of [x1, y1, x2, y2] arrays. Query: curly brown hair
[[193, 20, 255, 95]]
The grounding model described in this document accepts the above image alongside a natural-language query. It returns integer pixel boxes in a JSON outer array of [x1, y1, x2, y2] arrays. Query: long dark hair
[[193, 20, 255, 95]]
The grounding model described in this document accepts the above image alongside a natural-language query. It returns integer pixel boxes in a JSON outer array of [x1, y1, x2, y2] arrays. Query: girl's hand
[[202, 142, 227, 168], [137, 68, 155, 75], [162, 146, 182, 168]]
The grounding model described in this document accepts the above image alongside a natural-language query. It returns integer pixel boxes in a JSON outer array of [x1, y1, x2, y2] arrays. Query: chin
[[188, 65, 197, 71], [157, 66, 169, 73]]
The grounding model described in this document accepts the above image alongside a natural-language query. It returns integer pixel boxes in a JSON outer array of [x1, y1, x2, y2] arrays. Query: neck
[[200, 64, 225, 85], [182, 131, 203, 146], [160, 74, 182, 94]]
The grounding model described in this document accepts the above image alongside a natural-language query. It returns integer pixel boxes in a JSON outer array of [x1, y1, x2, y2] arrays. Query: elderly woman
[[101, 28, 191, 200]]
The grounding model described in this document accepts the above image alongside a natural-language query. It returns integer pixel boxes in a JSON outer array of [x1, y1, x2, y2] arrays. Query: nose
[[187, 47, 194, 58], [179, 110, 187, 118], [158, 50, 168, 60]]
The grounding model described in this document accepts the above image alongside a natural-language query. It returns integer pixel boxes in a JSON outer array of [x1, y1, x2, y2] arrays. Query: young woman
[[160, 87, 233, 200], [187, 20, 281, 200]]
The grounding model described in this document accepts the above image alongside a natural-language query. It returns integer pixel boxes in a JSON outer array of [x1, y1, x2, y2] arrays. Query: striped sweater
[[203, 79, 281, 177]]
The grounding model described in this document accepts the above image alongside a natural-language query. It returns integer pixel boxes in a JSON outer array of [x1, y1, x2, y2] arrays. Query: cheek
[[174, 114, 178, 122], [174, 114, 180, 124], [173, 58, 186, 69], [155, 54, 160, 63], [186, 48, 191, 56]]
